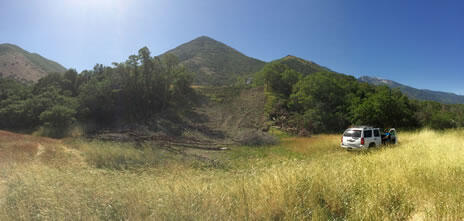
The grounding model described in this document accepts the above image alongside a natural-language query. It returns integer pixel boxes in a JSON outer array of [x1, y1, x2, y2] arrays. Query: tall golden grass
[[0, 129, 463, 220]]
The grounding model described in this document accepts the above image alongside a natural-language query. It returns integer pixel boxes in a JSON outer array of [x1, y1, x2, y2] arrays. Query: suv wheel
[[368, 143, 376, 148]]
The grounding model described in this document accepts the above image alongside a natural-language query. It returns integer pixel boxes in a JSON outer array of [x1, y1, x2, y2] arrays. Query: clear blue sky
[[1, 0, 463, 94]]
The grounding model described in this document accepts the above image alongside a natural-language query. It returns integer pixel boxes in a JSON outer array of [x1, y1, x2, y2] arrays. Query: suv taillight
[[341, 136, 343, 143], [361, 138, 365, 145]]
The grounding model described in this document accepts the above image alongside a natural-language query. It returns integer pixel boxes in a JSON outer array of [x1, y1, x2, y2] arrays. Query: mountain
[[162, 36, 265, 85], [359, 76, 464, 104], [0, 43, 66, 82], [273, 55, 332, 75]]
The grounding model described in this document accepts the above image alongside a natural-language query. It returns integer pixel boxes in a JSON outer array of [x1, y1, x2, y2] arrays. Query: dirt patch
[[0, 130, 56, 144], [193, 86, 268, 142], [0, 142, 38, 163]]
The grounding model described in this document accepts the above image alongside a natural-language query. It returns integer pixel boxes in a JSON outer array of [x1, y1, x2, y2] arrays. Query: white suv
[[341, 126, 382, 150]]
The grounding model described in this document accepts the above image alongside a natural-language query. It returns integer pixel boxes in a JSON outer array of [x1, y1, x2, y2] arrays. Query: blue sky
[[1, 0, 463, 94]]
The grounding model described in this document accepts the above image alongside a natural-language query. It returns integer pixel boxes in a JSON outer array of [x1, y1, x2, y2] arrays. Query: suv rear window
[[364, 130, 372, 137], [343, 130, 361, 138]]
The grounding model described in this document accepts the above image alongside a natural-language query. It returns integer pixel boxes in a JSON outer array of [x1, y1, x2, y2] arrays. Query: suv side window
[[374, 130, 380, 137], [364, 130, 372, 138]]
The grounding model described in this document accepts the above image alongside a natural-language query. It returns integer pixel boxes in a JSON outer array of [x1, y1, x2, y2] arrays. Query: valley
[[1, 36, 463, 220]]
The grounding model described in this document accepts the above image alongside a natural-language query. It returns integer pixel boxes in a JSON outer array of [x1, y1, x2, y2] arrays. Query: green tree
[[39, 105, 77, 137], [257, 62, 301, 98], [77, 47, 197, 128], [350, 86, 416, 128], [289, 72, 357, 133]]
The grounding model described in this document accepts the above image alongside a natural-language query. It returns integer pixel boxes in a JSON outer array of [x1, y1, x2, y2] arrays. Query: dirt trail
[[36, 143, 45, 157], [60, 144, 87, 168], [35, 142, 87, 167]]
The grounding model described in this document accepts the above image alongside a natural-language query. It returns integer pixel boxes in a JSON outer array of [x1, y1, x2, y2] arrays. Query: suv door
[[373, 129, 381, 146], [363, 130, 374, 147], [389, 129, 397, 144]]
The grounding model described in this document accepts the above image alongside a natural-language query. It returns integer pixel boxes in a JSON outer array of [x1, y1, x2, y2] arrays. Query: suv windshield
[[343, 130, 361, 138]]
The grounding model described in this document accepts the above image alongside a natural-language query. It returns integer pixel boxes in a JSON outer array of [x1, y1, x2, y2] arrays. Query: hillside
[[0, 43, 66, 82], [359, 76, 464, 104], [275, 55, 332, 76], [162, 36, 265, 85], [193, 86, 270, 144]]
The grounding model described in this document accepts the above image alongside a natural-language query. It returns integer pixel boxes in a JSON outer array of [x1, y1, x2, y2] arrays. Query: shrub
[[39, 105, 76, 138]]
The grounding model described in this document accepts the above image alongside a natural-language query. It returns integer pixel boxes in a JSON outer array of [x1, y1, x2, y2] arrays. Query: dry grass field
[[0, 129, 463, 220]]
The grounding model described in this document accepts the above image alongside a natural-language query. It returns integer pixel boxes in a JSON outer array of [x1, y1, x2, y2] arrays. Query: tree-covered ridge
[[277, 55, 331, 76], [0, 43, 66, 82], [0, 47, 196, 137], [253, 55, 332, 86], [258, 62, 464, 134], [359, 76, 464, 104], [162, 36, 265, 86]]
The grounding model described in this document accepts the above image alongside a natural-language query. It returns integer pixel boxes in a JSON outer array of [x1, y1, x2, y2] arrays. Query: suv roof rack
[[351, 125, 374, 129]]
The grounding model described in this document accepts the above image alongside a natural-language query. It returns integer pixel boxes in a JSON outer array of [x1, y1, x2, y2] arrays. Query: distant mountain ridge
[[0, 43, 66, 82], [162, 36, 265, 85], [359, 76, 464, 104]]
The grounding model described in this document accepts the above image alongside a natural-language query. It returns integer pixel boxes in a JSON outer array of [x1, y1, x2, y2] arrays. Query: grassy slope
[[0, 44, 66, 82], [1, 129, 463, 220]]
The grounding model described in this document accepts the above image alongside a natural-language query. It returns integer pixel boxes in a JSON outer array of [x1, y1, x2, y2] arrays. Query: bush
[[39, 105, 76, 138]]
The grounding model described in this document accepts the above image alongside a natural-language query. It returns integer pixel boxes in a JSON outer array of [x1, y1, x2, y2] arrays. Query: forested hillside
[[255, 62, 464, 134], [275, 55, 331, 76]]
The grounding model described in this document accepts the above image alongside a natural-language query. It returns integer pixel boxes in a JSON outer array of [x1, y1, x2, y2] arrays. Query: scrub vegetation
[[0, 129, 463, 220]]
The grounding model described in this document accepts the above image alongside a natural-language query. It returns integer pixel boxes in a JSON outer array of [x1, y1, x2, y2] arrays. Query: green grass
[[0, 129, 463, 220]]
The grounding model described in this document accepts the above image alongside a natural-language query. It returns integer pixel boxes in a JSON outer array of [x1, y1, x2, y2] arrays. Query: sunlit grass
[[0, 129, 463, 220]]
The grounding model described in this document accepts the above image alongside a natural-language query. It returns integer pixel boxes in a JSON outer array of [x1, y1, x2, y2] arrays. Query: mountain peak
[[0, 43, 25, 54], [0, 43, 20, 48], [193, 35, 216, 41], [162, 37, 265, 85], [184, 36, 227, 47]]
